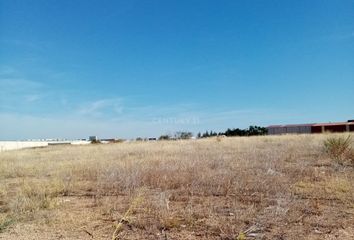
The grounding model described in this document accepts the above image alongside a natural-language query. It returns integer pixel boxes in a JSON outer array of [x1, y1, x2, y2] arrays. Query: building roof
[[268, 121, 354, 128], [267, 123, 314, 128], [312, 122, 354, 127]]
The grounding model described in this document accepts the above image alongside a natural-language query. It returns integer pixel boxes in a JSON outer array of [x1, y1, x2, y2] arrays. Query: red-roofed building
[[267, 120, 354, 135]]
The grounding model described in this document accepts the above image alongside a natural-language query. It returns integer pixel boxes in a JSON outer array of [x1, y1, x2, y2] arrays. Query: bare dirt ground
[[0, 134, 353, 239]]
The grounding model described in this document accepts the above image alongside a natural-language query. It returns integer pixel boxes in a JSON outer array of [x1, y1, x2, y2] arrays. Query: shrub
[[174, 131, 193, 139], [159, 135, 170, 140], [323, 135, 352, 165], [0, 217, 14, 233]]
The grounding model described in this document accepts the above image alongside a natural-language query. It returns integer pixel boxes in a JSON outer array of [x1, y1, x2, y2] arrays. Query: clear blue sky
[[1, 0, 353, 139]]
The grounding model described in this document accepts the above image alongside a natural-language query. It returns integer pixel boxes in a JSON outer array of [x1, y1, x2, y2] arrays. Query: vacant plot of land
[[0, 134, 353, 239]]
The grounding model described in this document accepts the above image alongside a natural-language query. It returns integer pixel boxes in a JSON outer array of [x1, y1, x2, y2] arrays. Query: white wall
[[0, 140, 91, 152], [70, 140, 91, 145], [0, 141, 48, 152]]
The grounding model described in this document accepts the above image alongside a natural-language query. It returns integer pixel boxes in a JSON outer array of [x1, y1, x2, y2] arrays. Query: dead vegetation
[[323, 135, 353, 165], [0, 133, 353, 239]]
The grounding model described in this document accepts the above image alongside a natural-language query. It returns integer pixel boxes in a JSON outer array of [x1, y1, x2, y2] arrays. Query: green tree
[[159, 135, 170, 140], [175, 131, 193, 139]]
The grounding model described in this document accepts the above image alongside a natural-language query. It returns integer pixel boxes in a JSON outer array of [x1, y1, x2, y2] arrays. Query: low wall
[[0, 140, 91, 152], [70, 140, 91, 145], [0, 141, 48, 152]]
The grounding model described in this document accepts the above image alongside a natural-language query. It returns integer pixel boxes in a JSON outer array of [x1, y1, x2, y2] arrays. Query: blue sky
[[0, 0, 353, 139]]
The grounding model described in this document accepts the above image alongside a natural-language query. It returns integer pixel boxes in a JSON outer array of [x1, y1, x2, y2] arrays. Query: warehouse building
[[267, 120, 354, 135]]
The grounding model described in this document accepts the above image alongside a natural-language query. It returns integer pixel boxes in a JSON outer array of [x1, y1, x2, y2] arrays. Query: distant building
[[89, 136, 98, 141], [267, 120, 354, 135]]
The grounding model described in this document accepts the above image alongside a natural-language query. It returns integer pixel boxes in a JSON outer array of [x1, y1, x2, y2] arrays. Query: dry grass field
[[0, 133, 353, 240]]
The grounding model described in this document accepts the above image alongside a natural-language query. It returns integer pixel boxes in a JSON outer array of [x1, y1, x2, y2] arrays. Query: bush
[[174, 132, 193, 140], [0, 217, 14, 233], [159, 135, 170, 140], [323, 135, 352, 165]]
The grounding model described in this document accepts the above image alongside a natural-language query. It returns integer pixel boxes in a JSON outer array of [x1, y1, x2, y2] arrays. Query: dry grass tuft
[[111, 188, 145, 240], [323, 135, 353, 165], [8, 182, 59, 216]]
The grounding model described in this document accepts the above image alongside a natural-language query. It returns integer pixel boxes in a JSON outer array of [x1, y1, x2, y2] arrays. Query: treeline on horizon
[[158, 125, 268, 140], [197, 125, 268, 138]]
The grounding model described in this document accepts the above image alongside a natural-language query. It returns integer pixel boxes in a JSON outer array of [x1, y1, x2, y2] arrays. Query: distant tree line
[[158, 131, 193, 140], [155, 126, 267, 141], [197, 125, 267, 138]]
